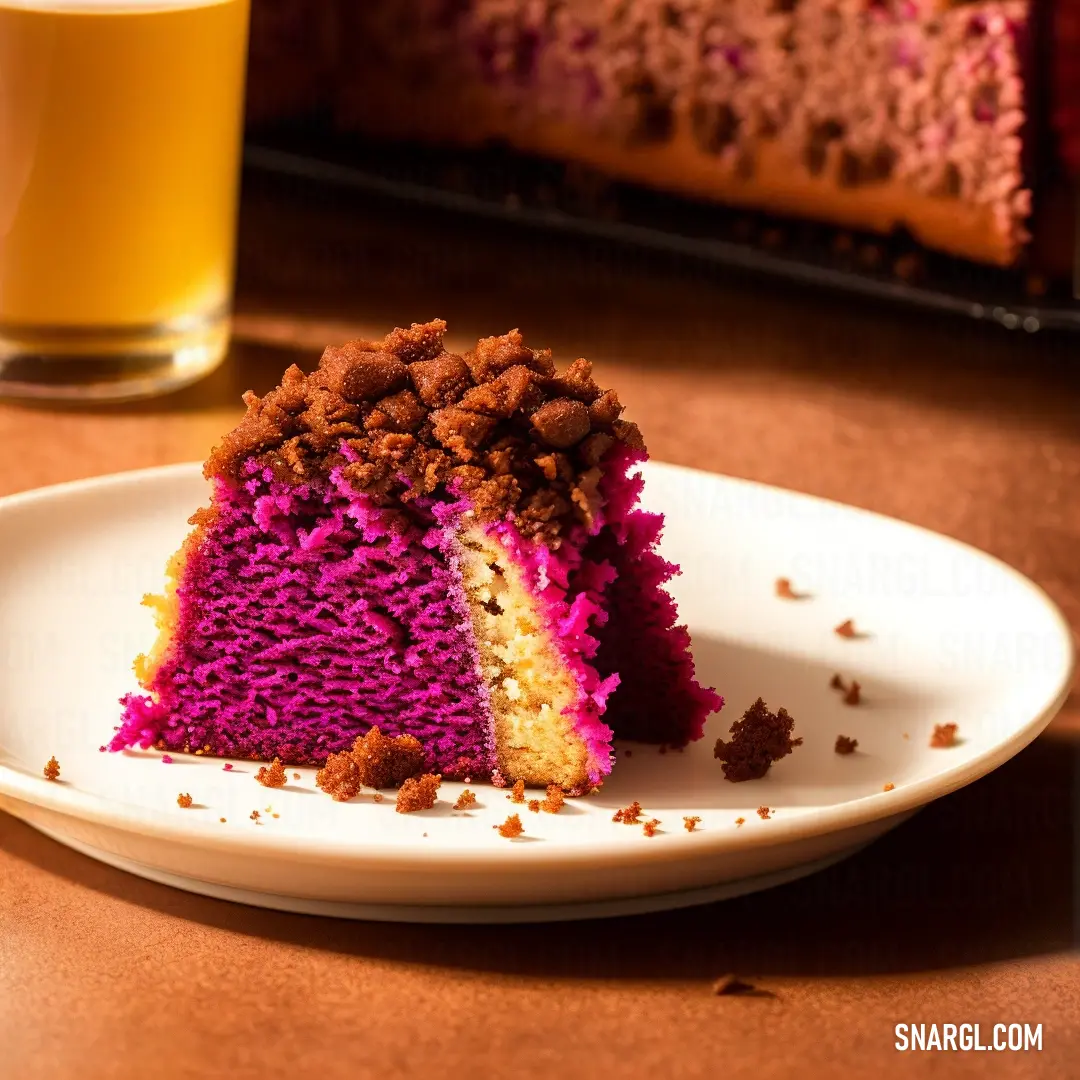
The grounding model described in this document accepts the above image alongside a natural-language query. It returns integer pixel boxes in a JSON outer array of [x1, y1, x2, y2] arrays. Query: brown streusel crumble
[[508, 778, 525, 803], [495, 814, 524, 838], [735, 816, 746, 827], [835, 619, 858, 638], [177, 793, 193, 808], [528, 799, 541, 812], [454, 789, 477, 810], [756, 806, 771, 820], [396, 773, 441, 813], [830, 673, 846, 691], [643, 819, 661, 837], [843, 681, 862, 706], [930, 723, 959, 748], [683, 816, 702, 832], [256, 757, 287, 788], [373, 792, 384, 803], [43, 756, 60, 782], [883, 782, 895, 792], [714, 699, 802, 782], [834, 735, 859, 755], [205, 321, 644, 547]]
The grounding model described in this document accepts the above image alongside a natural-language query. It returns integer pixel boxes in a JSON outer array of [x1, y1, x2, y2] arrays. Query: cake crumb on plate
[[714, 698, 801, 782], [43, 756, 60, 782], [931, 723, 959, 748], [176, 793, 193, 808], [396, 773, 441, 813], [495, 814, 524, 838], [255, 757, 287, 788], [613, 800, 643, 824], [453, 789, 476, 811], [756, 806, 771, 820], [834, 735, 858, 755], [540, 784, 565, 813]]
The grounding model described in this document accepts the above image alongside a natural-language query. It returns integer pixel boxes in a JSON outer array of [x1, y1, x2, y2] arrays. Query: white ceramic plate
[[0, 462, 1072, 922]]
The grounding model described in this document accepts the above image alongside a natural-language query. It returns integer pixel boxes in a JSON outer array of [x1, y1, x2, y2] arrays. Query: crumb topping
[[643, 818, 661, 837], [256, 757, 287, 788], [684, 816, 702, 832], [454, 789, 477, 810], [396, 773, 441, 813], [835, 619, 858, 638], [205, 321, 644, 546], [292, 772, 301, 780], [834, 735, 859, 755], [495, 813, 524, 837], [843, 681, 862, 706], [883, 782, 895, 792], [373, 792, 384, 803], [43, 756, 60, 782], [931, 723, 959, 748], [528, 799, 541, 812], [540, 784, 565, 814], [735, 816, 746, 827], [508, 778, 526, 803], [756, 806, 771, 820], [177, 793, 193, 808], [250, 810, 261, 822], [613, 800, 643, 824], [714, 698, 802, 782]]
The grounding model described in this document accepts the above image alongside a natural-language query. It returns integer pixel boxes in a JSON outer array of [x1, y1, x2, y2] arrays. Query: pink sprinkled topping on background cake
[[110, 321, 722, 792]]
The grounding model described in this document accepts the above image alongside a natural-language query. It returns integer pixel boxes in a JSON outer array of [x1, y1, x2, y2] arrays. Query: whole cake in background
[[111, 321, 722, 792], [245, 0, 1080, 272]]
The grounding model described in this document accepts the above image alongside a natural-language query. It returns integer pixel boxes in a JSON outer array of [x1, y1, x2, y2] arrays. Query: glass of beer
[[0, 0, 249, 401]]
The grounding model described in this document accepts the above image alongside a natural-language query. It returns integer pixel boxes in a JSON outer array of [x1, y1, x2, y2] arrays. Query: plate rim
[[0, 460, 1073, 873]]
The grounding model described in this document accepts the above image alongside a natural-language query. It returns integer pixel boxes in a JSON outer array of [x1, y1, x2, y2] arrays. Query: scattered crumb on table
[[176, 793, 193, 808], [43, 757, 60, 782], [735, 816, 746, 827], [508, 778, 526, 803], [756, 806, 771, 820], [684, 816, 702, 832], [643, 818, 661, 837]]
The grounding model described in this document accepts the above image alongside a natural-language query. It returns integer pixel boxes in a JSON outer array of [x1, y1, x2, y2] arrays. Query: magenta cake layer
[[112, 463, 497, 775], [113, 447, 722, 780]]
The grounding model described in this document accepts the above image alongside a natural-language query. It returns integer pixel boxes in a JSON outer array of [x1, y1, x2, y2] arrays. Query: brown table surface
[[1, 173, 1078, 1078]]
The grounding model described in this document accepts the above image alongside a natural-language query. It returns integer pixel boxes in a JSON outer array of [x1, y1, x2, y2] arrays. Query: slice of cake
[[110, 320, 722, 792]]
